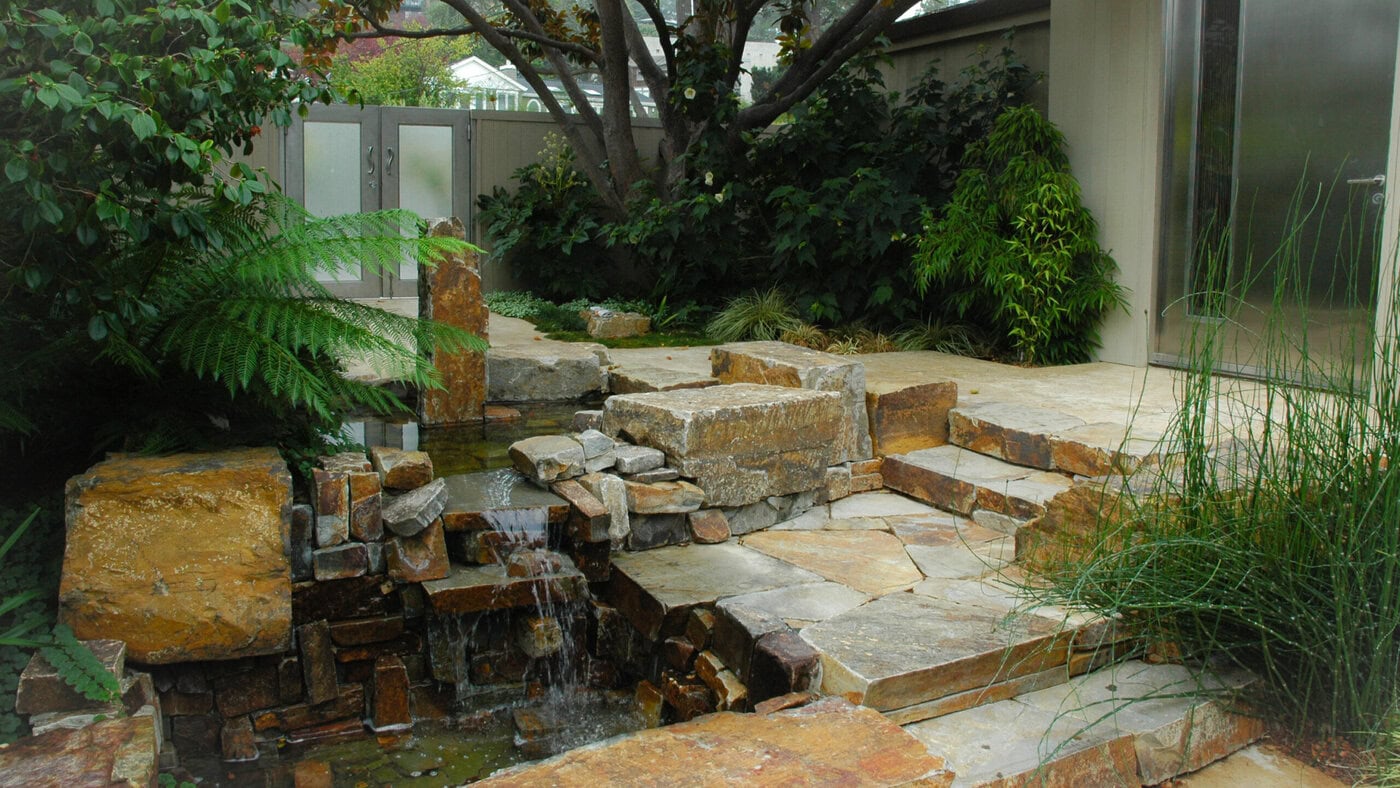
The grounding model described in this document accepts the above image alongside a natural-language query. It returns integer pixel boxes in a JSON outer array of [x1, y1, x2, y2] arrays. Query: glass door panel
[[1157, 0, 1399, 377]]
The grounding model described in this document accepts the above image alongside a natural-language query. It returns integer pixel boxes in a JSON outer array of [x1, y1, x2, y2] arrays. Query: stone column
[[419, 217, 488, 425]]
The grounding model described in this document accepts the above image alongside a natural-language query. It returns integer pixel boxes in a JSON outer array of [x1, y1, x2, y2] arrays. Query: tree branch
[[349, 15, 601, 64], [638, 0, 677, 64], [620, 2, 668, 103], [737, 0, 920, 131], [434, 0, 623, 213]]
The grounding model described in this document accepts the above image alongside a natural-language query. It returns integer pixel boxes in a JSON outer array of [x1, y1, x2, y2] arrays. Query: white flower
[[684, 87, 697, 100], [714, 192, 725, 204], [704, 171, 714, 186]]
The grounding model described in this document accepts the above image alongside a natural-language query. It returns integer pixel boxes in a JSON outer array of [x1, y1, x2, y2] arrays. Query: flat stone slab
[[721, 582, 872, 629], [801, 592, 1072, 712], [740, 530, 923, 597], [883, 445, 1073, 519], [606, 542, 821, 639], [711, 341, 872, 463], [480, 697, 951, 786], [866, 378, 958, 456], [422, 561, 586, 615], [830, 491, 941, 519], [487, 344, 606, 401], [904, 661, 1262, 787], [949, 400, 1166, 476], [439, 469, 569, 531], [603, 384, 843, 507], [609, 365, 718, 394], [0, 712, 159, 788], [904, 537, 1012, 581], [1176, 744, 1347, 788]]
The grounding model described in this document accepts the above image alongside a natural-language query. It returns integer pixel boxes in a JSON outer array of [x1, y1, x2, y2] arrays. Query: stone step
[[903, 660, 1263, 787], [439, 468, 569, 532], [602, 492, 1124, 726], [421, 560, 587, 615], [948, 401, 1167, 477], [478, 696, 951, 786], [799, 590, 1101, 724], [605, 542, 823, 640], [883, 445, 1074, 521]]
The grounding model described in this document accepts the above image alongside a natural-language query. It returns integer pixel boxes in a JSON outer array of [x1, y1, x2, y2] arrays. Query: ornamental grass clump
[[1030, 236, 1400, 756]]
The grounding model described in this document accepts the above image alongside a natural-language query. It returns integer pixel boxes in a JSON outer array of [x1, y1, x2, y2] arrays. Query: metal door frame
[[284, 105, 472, 299]]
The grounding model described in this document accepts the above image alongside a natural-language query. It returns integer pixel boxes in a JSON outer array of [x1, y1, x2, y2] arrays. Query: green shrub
[[913, 105, 1125, 364], [2, 189, 484, 486], [478, 44, 1034, 328], [476, 135, 614, 301]]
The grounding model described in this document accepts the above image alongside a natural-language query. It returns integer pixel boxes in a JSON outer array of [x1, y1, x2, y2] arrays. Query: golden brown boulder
[[59, 448, 293, 664]]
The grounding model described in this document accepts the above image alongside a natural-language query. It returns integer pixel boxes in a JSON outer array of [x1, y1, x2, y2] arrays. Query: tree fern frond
[[40, 625, 121, 704], [97, 332, 160, 380]]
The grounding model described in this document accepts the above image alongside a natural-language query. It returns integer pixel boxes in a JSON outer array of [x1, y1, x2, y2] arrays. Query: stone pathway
[[488, 488, 1268, 786], [360, 305, 1296, 784]]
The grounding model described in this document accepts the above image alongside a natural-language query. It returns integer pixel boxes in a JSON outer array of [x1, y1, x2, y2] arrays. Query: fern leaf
[[39, 625, 121, 704]]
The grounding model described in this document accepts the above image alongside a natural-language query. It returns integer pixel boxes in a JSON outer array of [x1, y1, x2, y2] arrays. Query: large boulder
[[59, 448, 293, 664], [602, 384, 842, 507], [711, 341, 872, 463]]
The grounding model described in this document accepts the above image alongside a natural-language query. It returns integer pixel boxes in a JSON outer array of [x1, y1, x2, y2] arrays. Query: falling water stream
[[181, 401, 643, 785]]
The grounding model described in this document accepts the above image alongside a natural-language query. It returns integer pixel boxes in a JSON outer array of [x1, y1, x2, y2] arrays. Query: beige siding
[[1048, 0, 1165, 366], [885, 9, 1051, 113]]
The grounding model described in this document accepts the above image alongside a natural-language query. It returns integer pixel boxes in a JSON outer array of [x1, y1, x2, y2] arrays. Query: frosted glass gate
[[1156, 0, 1399, 374], [285, 106, 470, 299]]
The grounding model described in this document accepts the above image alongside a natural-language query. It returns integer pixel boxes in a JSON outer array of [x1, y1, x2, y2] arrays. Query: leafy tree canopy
[[0, 0, 481, 490], [330, 24, 474, 107], [323, 0, 935, 217]]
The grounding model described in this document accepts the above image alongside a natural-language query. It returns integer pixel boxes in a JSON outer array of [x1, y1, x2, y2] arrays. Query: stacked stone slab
[[711, 341, 872, 464], [50, 446, 465, 769], [418, 216, 488, 426], [487, 342, 609, 401], [305, 449, 450, 585], [0, 651, 162, 788], [602, 384, 843, 508]]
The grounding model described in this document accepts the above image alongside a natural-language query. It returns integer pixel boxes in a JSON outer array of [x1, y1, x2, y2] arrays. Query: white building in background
[[449, 38, 780, 116], [449, 57, 540, 112]]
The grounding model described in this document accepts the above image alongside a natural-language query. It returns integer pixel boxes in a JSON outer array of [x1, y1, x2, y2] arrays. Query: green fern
[[83, 191, 488, 449], [39, 625, 120, 705]]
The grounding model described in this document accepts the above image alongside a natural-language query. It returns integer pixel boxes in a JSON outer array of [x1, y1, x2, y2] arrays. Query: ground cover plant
[[485, 290, 716, 348], [1027, 202, 1400, 776]]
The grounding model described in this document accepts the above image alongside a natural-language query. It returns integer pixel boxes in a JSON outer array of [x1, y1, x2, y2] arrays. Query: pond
[[343, 401, 598, 477]]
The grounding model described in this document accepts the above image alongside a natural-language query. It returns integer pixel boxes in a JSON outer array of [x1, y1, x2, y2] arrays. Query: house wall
[[889, 0, 1162, 366], [884, 0, 1051, 113], [1047, 0, 1165, 366]]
